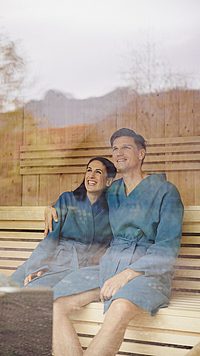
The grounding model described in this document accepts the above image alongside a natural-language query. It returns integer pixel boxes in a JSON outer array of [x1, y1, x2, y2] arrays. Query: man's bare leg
[[84, 298, 143, 356], [53, 288, 100, 356]]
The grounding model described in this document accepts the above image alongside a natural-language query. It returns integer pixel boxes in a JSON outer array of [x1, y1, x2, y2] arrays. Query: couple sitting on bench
[[11, 128, 184, 356]]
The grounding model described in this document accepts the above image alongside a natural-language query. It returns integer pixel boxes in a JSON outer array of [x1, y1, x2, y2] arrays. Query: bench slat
[[20, 161, 200, 175], [20, 143, 200, 158], [176, 258, 200, 267], [181, 236, 200, 244], [174, 269, 200, 278], [0, 269, 16, 275], [147, 144, 200, 154], [0, 221, 44, 230], [0, 260, 26, 267], [172, 280, 200, 290], [20, 153, 200, 168], [182, 224, 200, 233], [0, 206, 45, 220], [0, 251, 32, 258], [73, 322, 199, 352], [79, 335, 191, 356], [74, 320, 200, 345], [20, 157, 95, 167], [0, 241, 39, 249], [20, 166, 86, 175], [144, 162, 200, 171], [179, 247, 200, 255], [0, 231, 44, 239], [20, 148, 111, 159]]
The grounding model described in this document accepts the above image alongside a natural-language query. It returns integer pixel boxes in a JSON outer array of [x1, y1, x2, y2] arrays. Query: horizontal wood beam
[[19, 136, 200, 175]]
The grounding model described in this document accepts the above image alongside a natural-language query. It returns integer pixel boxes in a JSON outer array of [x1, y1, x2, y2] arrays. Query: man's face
[[112, 136, 145, 173]]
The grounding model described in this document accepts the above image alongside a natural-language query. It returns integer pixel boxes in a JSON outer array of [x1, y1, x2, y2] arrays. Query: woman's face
[[84, 160, 110, 195]]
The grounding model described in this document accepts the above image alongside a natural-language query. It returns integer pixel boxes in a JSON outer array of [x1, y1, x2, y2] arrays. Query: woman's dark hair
[[87, 156, 117, 178], [110, 128, 146, 150], [73, 156, 116, 200]]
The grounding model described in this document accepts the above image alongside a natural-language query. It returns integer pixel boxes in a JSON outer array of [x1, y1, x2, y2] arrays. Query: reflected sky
[[1, 0, 200, 102]]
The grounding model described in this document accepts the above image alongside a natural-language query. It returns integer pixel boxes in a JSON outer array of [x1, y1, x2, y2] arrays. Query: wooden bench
[[0, 205, 200, 355]]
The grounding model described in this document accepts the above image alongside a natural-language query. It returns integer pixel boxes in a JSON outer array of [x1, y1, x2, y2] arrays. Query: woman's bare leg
[[84, 298, 143, 356], [53, 288, 100, 356]]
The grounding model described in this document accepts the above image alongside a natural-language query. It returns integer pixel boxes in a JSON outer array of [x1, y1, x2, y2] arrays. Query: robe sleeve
[[25, 193, 68, 275], [129, 184, 184, 276]]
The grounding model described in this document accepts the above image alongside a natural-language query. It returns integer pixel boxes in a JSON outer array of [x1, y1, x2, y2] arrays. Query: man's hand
[[100, 269, 142, 302], [24, 270, 44, 286], [44, 206, 58, 237]]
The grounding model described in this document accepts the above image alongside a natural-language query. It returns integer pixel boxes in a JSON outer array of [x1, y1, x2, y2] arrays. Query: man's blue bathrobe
[[100, 174, 184, 314]]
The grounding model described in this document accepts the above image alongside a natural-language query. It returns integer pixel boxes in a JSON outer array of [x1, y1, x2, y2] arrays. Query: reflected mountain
[[25, 87, 133, 127]]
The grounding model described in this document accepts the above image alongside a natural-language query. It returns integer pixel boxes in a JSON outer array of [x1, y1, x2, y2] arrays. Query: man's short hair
[[110, 128, 146, 150]]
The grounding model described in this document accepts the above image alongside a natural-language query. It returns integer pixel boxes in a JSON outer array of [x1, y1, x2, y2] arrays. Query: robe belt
[[70, 243, 79, 270], [111, 229, 144, 247], [100, 241, 139, 283]]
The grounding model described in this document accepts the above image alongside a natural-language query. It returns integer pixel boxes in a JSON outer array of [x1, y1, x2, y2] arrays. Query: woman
[[11, 157, 116, 299]]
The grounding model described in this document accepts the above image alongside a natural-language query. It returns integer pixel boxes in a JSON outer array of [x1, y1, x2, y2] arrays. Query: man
[[45, 128, 184, 356]]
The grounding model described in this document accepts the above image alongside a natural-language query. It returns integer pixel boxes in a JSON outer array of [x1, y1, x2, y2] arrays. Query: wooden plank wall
[[0, 89, 200, 206], [0, 110, 23, 206], [19, 136, 200, 207]]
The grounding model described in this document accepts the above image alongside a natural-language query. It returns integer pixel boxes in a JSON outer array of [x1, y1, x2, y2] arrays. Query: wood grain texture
[[1, 89, 200, 206]]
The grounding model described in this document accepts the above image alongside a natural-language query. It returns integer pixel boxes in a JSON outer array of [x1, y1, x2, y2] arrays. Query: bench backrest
[[0, 206, 45, 276], [173, 206, 200, 292], [20, 136, 200, 175], [0, 206, 200, 294]]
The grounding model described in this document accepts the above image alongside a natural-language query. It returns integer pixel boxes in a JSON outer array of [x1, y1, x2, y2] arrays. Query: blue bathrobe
[[60, 174, 184, 315], [11, 190, 113, 295], [100, 174, 184, 314]]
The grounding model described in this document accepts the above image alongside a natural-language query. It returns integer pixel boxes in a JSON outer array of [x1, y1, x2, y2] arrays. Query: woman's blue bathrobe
[[62, 174, 184, 315], [11, 190, 113, 297]]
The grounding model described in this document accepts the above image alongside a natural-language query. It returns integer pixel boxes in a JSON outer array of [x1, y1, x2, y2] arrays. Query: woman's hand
[[24, 270, 45, 286], [44, 206, 58, 237], [100, 269, 142, 302]]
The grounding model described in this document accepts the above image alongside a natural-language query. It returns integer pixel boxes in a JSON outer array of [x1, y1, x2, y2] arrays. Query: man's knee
[[110, 298, 141, 320], [53, 296, 79, 318]]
